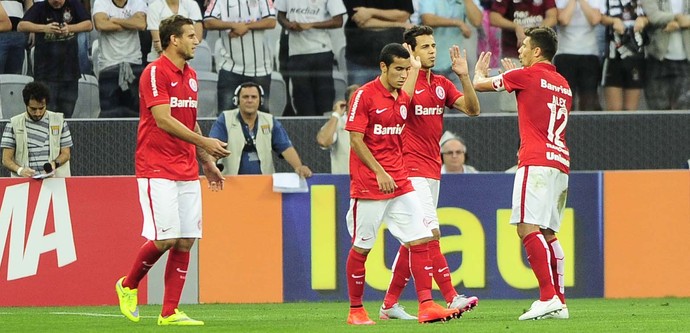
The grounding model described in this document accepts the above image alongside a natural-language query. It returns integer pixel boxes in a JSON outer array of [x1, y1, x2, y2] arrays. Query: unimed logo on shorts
[[0, 179, 76, 281]]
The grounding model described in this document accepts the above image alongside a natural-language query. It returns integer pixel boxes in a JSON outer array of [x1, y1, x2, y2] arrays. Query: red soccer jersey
[[502, 62, 572, 173], [403, 70, 464, 179], [491, 0, 556, 58], [345, 78, 415, 200], [136, 55, 199, 180]]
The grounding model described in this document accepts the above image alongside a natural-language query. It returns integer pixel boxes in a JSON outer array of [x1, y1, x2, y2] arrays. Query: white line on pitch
[[50, 312, 158, 319]]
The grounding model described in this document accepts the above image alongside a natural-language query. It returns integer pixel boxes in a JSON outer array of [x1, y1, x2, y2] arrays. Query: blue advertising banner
[[282, 173, 603, 302]]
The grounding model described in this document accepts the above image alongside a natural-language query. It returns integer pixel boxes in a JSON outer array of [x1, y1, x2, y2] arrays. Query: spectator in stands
[[419, 0, 483, 88], [477, 0, 502, 69], [0, 0, 29, 74], [316, 84, 359, 174], [440, 135, 478, 174], [601, 0, 647, 110], [209, 82, 313, 177], [204, 0, 276, 113], [276, 0, 346, 117], [554, 0, 604, 111], [343, 0, 414, 85], [92, 0, 146, 118], [147, 0, 203, 57], [19, 0, 92, 118], [490, 0, 557, 111], [1, 81, 72, 177], [0, 3, 9, 31], [641, 0, 690, 110]]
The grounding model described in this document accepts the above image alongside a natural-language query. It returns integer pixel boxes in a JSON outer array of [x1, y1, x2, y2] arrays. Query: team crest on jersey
[[400, 105, 407, 119], [435, 86, 445, 100], [189, 78, 198, 92], [63, 9, 73, 24]]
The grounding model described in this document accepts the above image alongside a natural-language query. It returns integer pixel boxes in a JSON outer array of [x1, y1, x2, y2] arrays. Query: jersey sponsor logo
[[189, 78, 198, 92], [415, 89, 425, 94], [170, 97, 198, 108], [375, 108, 387, 114], [151, 66, 159, 97], [415, 104, 444, 115], [540, 79, 572, 96], [400, 105, 407, 119], [546, 151, 570, 167], [349, 90, 364, 122], [373, 123, 404, 135], [171, 82, 179, 87], [435, 86, 445, 100]]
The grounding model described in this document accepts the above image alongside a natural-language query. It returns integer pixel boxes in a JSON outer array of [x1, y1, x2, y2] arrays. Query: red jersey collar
[[373, 76, 397, 98], [159, 54, 190, 75]]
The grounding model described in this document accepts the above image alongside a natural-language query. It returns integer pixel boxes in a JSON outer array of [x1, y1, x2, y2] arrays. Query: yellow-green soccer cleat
[[158, 309, 205, 326], [115, 276, 140, 322]]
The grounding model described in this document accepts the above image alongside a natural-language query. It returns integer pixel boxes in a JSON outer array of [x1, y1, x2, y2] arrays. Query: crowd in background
[[0, 0, 689, 118]]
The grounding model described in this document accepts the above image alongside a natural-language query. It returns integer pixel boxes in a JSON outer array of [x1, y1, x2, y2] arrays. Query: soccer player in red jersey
[[115, 15, 230, 326], [379, 25, 481, 320], [344, 43, 461, 325], [474, 26, 571, 320]]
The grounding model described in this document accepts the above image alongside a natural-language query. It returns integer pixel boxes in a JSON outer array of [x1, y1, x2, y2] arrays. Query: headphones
[[232, 82, 265, 107]]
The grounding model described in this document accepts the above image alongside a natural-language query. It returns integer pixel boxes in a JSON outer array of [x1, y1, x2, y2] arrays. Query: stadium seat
[[269, 72, 286, 117], [0, 74, 34, 119], [189, 40, 212, 72], [73, 74, 101, 118], [196, 71, 218, 118]]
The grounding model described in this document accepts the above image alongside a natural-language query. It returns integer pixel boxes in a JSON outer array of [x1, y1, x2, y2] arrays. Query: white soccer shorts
[[509, 166, 569, 232], [346, 191, 433, 249], [410, 176, 441, 230], [138, 178, 202, 240]]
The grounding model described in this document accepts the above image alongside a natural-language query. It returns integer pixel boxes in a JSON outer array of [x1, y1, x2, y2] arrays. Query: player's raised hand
[[501, 57, 518, 71], [402, 43, 421, 70], [450, 45, 469, 76], [475, 51, 492, 78]]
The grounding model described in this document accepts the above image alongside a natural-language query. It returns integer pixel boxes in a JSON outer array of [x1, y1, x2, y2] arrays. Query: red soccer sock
[[523, 232, 556, 301], [123, 240, 164, 289], [548, 238, 566, 304], [382, 245, 411, 309], [408, 243, 433, 303], [428, 240, 458, 303], [161, 248, 190, 317], [346, 248, 367, 308]]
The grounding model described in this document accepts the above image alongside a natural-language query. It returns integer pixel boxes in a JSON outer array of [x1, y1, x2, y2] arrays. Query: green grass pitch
[[2, 298, 689, 332]]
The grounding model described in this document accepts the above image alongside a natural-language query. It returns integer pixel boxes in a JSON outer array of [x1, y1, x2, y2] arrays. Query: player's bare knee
[[174, 238, 196, 251], [431, 228, 441, 240], [153, 239, 177, 252], [352, 246, 370, 256]]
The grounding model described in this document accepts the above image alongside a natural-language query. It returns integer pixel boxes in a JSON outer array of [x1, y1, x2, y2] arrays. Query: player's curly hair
[[160, 15, 195, 50], [22, 81, 50, 106], [403, 25, 434, 50], [524, 26, 558, 61]]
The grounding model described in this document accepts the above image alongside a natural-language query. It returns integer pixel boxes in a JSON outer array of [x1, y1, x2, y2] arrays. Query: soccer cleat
[[379, 303, 417, 320], [417, 301, 460, 323], [115, 276, 140, 322], [448, 294, 479, 314], [347, 307, 376, 325], [158, 309, 204, 326], [518, 295, 563, 321], [541, 306, 569, 320]]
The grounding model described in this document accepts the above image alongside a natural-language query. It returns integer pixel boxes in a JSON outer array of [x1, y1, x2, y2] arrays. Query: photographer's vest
[[10, 111, 71, 177], [219, 109, 274, 175]]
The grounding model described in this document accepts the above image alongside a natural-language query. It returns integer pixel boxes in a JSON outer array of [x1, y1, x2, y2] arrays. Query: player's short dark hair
[[525, 26, 558, 61], [22, 81, 50, 105], [379, 43, 410, 67], [160, 15, 195, 50], [403, 25, 434, 50]]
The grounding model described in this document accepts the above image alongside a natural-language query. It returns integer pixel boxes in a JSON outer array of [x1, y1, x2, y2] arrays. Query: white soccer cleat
[[518, 295, 563, 321], [541, 306, 569, 320], [448, 294, 479, 314], [379, 303, 417, 320]]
